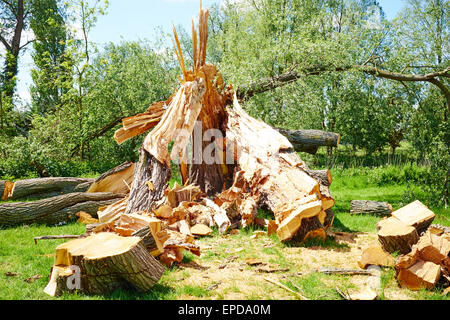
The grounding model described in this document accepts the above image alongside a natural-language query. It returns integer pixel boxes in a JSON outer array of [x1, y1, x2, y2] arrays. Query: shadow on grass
[[283, 236, 351, 252]]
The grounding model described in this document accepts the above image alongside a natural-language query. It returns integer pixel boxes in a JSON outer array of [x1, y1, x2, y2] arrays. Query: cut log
[[191, 224, 213, 236], [86, 161, 134, 194], [125, 148, 171, 215], [44, 233, 165, 296], [415, 231, 450, 265], [396, 259, 441, 291], [377, 217, 419, 254], [350, 200, 393, 216], [277, 129, 340, 155], [358, 243, 396, 269], [0, 192, 125, 226], [2, 177, 94, 201], [391, 200, 435, 234]]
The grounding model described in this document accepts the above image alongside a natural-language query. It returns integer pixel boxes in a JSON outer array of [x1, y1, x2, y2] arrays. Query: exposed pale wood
[[397, 259, 441, 291], [87, 162, 135, 195], [0, 192, 125, 226], [225, 96, 329, 242], [0, 180, 14, 200], [191, 224, 213, 236], [143, 79, 206, 165], [415, 231, 450, 265], [44, 233, 165, 296], [350, 200, 393, 216], [97, 197, 128, 223], [377, 217, 419, 254], [358, 243, 396, 269], [391, 200, 435, 234]]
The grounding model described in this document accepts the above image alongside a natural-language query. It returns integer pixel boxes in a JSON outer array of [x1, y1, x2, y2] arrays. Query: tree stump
[[377, 217, 419, 254], [44, 233, 165, 296]]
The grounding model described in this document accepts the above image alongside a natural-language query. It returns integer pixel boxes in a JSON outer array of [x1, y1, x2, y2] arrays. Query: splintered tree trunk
[[44, 233, 165, 296], [1, 177, 95, 201], [277, 129, 340, 155], [125, 148, 171, 215], [0, 192, 124, 226], [87, 161, 135, 194], [350, 200, 393, 216], [224, 96, 333, 242]]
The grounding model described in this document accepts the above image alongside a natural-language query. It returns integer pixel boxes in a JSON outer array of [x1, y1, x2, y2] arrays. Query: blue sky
[[15, 0, 406, 105]]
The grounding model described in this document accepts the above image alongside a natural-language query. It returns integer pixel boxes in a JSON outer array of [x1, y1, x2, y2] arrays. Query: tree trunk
[[3, 177, 94, 201], [44, 233, 165, 296], [225, 96, 333, 242], [0, 192, 124, 226], [277, 129, 340, 155], [125, 148, 171, 215], [350, 200, 393, 216]]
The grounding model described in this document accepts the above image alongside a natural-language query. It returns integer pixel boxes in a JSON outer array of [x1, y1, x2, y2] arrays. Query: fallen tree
[[43, 7, 337, 296], [107, 8, 335, 247], [277, 129, 340, 155], [0, 192, 125, 226], [1, 177, 94, 201], [350, 200, 393, 217]]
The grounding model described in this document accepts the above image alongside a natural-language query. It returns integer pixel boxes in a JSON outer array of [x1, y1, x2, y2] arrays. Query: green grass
[[0, 164, 449, 300]]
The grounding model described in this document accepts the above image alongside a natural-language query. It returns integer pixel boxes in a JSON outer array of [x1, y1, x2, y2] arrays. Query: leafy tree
[[29, 0, 71, 115]]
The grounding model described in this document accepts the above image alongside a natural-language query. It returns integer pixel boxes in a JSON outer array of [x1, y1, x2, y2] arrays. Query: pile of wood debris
[[41, 7, 337, 296], [358, 200, 449, 292]]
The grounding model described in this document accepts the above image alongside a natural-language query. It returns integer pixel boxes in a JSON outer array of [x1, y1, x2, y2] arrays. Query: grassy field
[[0, 164, 449, 300]]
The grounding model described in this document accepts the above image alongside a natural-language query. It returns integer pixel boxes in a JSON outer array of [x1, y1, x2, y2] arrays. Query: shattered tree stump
[[44, 233, 165, 296]]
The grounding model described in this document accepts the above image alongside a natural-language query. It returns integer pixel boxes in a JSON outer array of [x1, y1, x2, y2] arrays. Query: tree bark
[[350, 200, 393, 216], [277, 129, 340, 155], [125, 148, 171, 215], [0, 192, 124, 226], [3, 177, 94, 201]]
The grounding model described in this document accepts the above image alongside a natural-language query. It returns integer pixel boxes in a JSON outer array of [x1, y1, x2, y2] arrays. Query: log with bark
[[0, 192, 125, 226], [277, 129, 340, 155], [350, 200, 393, 217], [44, 232, 165, 296], [1, 177, 94, 201]]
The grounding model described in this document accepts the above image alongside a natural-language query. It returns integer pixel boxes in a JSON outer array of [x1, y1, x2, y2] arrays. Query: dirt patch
[[164, 230, 419, 300]]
